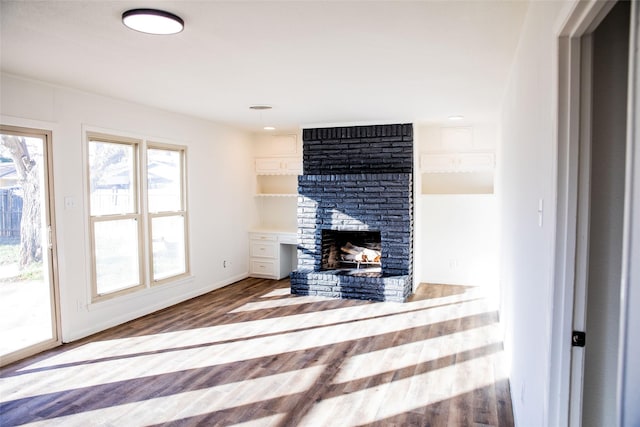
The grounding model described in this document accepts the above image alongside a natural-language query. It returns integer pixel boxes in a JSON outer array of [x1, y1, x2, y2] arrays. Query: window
[[147, 144, 188, 283], [87, 132, 189, 300]]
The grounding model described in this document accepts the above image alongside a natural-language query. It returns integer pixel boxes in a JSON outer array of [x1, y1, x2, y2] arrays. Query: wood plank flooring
[[0, 278, 514, 426]]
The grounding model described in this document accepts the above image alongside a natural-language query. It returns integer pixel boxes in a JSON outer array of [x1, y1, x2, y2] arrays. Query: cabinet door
[[441, 127, 473, 151], [255, 158, 283, 174], [421, 153, 456, 172], [457, 152, 495, 171], [281, 158, 303, 174], [271, 135, 298, 155]]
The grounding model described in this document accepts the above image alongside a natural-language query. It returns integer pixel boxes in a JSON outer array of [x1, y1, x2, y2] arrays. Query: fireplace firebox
[[321, 230, 382, 272]]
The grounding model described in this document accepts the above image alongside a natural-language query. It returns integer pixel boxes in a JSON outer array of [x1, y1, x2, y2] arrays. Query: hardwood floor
[[0, 278, 513, 426]]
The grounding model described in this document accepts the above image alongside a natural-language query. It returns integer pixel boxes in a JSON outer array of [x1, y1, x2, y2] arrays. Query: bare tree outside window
[[0, 135, 42, 269]]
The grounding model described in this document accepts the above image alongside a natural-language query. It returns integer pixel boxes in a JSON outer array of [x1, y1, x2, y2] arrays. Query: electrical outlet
[[223, 260, 228, 268]]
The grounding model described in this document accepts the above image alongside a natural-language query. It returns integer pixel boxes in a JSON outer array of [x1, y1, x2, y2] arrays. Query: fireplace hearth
[[290, 124, 414, 302]]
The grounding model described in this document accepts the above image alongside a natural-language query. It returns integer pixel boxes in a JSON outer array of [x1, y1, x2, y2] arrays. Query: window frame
[[85, 131, 190, 302], [146, 142, 190, 285], [87, 133, 145, 301]]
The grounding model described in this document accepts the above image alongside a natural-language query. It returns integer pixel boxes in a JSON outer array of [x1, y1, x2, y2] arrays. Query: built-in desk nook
[[248, 230, 297, 279]]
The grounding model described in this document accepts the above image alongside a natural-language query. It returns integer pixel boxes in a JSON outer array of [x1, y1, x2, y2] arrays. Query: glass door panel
[[0, 127, 59, 365]]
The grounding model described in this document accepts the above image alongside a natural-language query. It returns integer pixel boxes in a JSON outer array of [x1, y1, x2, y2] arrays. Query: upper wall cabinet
[[420, 152, 495, 173], [254, 133, 302, 198], [255, 157, 302, 175], [441, 127, 473, 151], [254, 134, 299, 158]]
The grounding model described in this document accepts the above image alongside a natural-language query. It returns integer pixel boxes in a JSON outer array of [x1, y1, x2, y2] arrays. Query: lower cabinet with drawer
[[249, 231, 297, 279]]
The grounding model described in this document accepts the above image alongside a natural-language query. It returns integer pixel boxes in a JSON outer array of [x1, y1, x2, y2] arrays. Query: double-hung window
[[87, 132, 189, 301], [147, 144, 188, 283]]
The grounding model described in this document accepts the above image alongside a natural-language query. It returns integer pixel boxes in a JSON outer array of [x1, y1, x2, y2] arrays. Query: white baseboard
[[63, 272, 249, 343]]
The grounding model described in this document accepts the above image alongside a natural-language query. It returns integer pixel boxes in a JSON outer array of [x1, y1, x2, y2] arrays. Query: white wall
[[416, 124, 499, 296], [419, 195, 498, 287], [1, 73, 256, 342], [498, 2, 575, 425]]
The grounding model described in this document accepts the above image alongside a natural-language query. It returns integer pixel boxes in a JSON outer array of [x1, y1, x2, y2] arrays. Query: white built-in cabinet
[[420, 126, 496, 195], [420, 151, 495, 173], [254, 134, 301, 197], [249, 231, 297, 279], [255, 157, 302, 175], [250, 133, 301, 279]]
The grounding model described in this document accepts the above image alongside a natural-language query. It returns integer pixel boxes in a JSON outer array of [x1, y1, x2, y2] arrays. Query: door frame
[[551, 1, 637, 425], [0, 123, 61, 366], [618, 3, 640, 425]]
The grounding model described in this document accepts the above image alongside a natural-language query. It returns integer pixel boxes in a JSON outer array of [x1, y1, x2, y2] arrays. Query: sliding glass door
[[0, 125, 60, 366]]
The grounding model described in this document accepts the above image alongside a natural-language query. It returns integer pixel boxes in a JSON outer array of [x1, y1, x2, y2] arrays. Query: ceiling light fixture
[[448, 115, 464, 121], [249, 105, 273, 111], [250, 105, 275, 131], [122, 9, 184, 35]]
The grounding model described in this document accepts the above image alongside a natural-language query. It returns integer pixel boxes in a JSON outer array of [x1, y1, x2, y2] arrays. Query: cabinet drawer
[[249, 233, 277, 242], [250, 241, 277, 258], [250, 259, 276, 276]]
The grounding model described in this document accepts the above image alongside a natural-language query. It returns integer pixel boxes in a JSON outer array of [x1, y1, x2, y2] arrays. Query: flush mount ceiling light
[[122, 9, 184, 35], [448, 115, 465, 121]]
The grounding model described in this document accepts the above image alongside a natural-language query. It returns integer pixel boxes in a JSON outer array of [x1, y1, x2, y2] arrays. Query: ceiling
[[0, 1, 529, 132]]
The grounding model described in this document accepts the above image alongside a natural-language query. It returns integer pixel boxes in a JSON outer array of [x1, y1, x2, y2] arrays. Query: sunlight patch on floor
[[22, 366, 323, 427], [334, 324, 500, 384], [259, 288, 291, 298], [19, 290, 486, 371], [3, 299, 493, 401], [300, 354, 507, 426]]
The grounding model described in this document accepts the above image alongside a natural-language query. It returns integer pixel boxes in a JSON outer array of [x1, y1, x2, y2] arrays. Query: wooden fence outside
[[0, 188, 22, 238]]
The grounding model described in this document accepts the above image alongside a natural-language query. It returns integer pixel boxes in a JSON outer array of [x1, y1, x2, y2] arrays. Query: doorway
[[553, 1, 636, 426], [0, 125, 60, 366], [579, 3, 630, 425]]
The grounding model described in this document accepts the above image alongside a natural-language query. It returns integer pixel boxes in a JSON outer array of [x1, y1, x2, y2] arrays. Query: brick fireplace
[[290, 124, 414, 302]]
